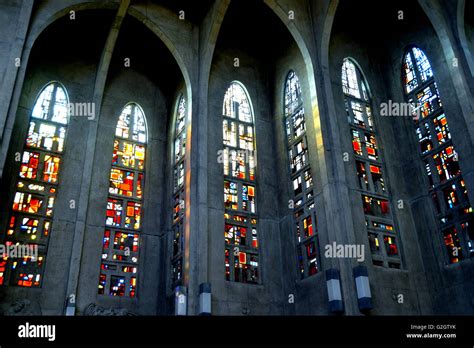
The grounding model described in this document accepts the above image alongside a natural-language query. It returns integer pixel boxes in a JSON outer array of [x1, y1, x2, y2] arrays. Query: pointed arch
[[98, 102, 148, 297], [31, 81, 69, 125], [402, 46, 474, 264], [1, 81, 69, 287], [341, 58, 371, 101], [223, 81, 255, 123], [342, 58, 402, 268], [283, 70, 319, 279], [284, 70, 303, 115], [223, 81, 259, 284], [457, 0, 474, 76], [115, 102, 148, 144], [402, 46, 434, 94]]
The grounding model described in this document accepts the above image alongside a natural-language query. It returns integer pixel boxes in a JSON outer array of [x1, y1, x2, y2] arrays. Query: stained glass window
[[223, 82, 259, 284], [283, 71, 320, 279], [403, 47, 473, 264], [1, 82, 69, 287], [98, 103, 147, 296], [171, 95, 187, 288], [342, 59, 401, 268]]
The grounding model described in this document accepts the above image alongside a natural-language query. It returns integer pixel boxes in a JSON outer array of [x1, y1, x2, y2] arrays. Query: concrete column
[[186, 0, 230, 315], [63, 0, 131, 315], [0, 0, 34, 178]]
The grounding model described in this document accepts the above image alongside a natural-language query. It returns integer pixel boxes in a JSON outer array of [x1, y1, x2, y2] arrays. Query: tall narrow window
[[402, 47, 474, 263], [223, 82, 259, 284], [98, 103, 147, 297], [171, 95, 186, 288], [1, 82, 68, 287], [342, 59, 401, 268], [284, 71, 319, 279]]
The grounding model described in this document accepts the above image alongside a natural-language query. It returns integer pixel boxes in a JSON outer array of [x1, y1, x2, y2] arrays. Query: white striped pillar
[[353, 265, 372, 311], [325, 268, 344, 313], [175, 285, 187, 316], [199, 283, 212, 316]]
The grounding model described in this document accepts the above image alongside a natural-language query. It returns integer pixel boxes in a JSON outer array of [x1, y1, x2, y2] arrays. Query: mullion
[[346, 96, 372, 130]]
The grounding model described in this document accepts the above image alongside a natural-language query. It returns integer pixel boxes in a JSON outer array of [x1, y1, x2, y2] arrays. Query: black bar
[[0, 316, 472, 346]]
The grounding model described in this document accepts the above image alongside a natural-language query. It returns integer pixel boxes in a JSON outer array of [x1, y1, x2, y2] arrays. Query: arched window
[[171, 95, 186, 288], [402, 47, 474, 263], [98, 103, 147, 297], [283, 71, 319, 279], [1, 82, 69, 287], [342, 59, 401, 268], [222, 82, 259, 284]]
